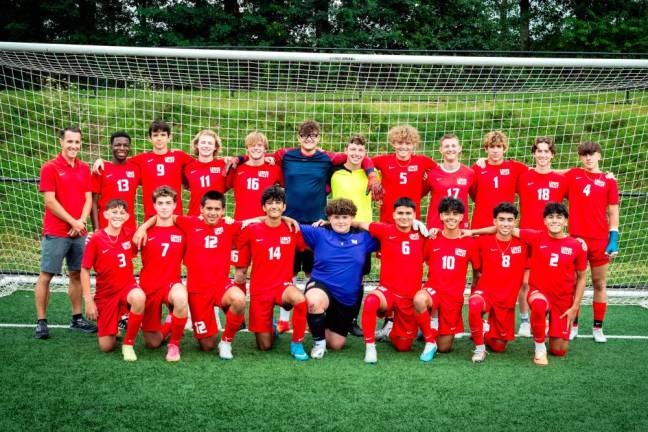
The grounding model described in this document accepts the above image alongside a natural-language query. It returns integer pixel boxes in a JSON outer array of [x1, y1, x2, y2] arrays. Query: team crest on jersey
[[126, 171, 135, 178], [594, 179, 605, 187], [121, 242, 131, 250], [258, 171, 269, 178], [214, 227, 224, 235], [165, 157, 175, 163], [455, 248, 466, 257], [561, 247, 573, 255], [511, 246, 522, 254], [500, 168, 510, 175], [170, 235, 182, 243], [280, 236, 291, 245], [549, 181, 560, 188], [409, 233, 420, 240], [210, 167, 221, 174], [457, 178, 467, 185], [407, 165, 418, 172], [351, 239, 358, 245]]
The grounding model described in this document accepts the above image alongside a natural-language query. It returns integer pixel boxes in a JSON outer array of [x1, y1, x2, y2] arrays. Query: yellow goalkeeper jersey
[[330, 166, 373, 223]]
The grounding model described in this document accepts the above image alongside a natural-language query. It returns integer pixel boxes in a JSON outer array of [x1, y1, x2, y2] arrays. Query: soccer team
[[34, 120, 620, 366]]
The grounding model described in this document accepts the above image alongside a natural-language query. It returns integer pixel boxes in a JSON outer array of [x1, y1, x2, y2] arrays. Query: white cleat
[[454, 332, 464, 339], [483, 319, 490, 334], [592, 327, 607, 343], [364, 343, 378, 364], [122, 344, 137, 362], [375, 320, 393, 341], [518, 322, 532, 338], [218, 341, 234, 360], [311, 342, 327, 359], [569, 325, 579, 341], [472, 349, 487, 363]]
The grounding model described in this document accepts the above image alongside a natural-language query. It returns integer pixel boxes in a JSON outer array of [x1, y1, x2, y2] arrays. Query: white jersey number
[[501, 255, 510, 268], [156, 163, 165, 176], [549, 253, 559, 267], [537, 188, 549, 201], [442, 255, 455, 270], [204, 236, 218, 249], [268, 246, 281, 260], [117, 179, 129, 192]]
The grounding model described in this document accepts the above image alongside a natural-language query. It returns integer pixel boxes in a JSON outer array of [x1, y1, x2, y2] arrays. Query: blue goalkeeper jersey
[[300, 224, 379, 306]]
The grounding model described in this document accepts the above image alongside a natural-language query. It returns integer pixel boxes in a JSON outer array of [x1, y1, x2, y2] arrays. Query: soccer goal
[[0, 42, 646, 304]]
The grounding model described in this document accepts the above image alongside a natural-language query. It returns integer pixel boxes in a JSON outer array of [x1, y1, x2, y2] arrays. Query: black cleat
[[69, 317, 97, 333], [34, 319, 49, 339], [350, 318, 364, 337], [118, 316, 128, 333]]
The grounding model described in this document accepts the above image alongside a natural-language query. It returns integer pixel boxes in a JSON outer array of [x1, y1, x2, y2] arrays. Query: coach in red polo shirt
[[34, 126, 97, 339]]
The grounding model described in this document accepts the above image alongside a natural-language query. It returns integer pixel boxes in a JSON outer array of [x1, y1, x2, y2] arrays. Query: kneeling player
[[352, 197, 426, 363], [413, 197, 479, 361], [467, 202, 527, 363], [238, 186, 309, 360], [81, 199, 146, 361]]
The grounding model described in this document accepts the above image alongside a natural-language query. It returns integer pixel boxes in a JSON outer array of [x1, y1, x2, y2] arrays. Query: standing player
[[467, 202, 528, 363], [565, 142, 620, 342], [35, 126, 96, 339], [237, 186, 309, 360], [138, 186, 189, 362], [183, 129, 227, 216], [354, 197, 426, 364], [413, 197, 480, 361], [81, 199, 146, 361], [91, 131, 140, 231]]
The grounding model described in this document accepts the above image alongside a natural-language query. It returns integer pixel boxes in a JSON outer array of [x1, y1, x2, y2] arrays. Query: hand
[[85, 298, 98, 321], [411, 219, 429, 238], [281, 216, 300, 232], [92, 158, 105, 174], [264, 156, 276, 166], [428, 228, 439, 239], [223, 216, 235, 225], [132, 229, 148, 249], [560, 306, 579, 329], [605, 171, 616, 180], [70, 219, 86, 233], [605, 231, 619, 259], [459, 229, 473, 238], [475, 157, 487, 168], [225, 157, 240, 174], [366, 173, 383, 201], [312, 219, 328, 227], [221, 156, 233, 174]]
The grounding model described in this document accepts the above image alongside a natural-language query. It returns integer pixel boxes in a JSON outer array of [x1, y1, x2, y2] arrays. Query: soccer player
[[138, 186, 188, 362], [354, 197, 426, 363], [237, 185, 309, 360], [81, 199, 146, 361], [467, 202, 528, 363], [35, 126, 96, 339], [564, 141, 620, 342], [183, 129, 227, 216], [303, 199, 379, 359], [91, 131, 139, 231], [424, 133, 475, 229], [134, 191, 259, 359], [413, 197, 480, 360], [372, 124, 438, 223]]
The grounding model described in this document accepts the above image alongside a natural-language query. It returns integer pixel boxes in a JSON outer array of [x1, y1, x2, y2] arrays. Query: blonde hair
[[387, 125, 420, 147], [245, 131, 269, 149], [483, 130, 508, 151], [191, 129, 221, 157]]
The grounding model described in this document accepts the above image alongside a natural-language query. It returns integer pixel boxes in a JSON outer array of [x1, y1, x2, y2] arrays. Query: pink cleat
[[165, 343, 181, 362]]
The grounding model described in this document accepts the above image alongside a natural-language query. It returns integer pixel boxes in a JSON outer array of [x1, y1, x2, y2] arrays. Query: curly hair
[[483, 130, 508, 151], [325, 198, 357, 217], [387, 124, 420, 147]]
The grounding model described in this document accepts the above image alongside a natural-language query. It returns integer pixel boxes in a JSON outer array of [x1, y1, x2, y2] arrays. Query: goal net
[[0, 43, 646, 304]]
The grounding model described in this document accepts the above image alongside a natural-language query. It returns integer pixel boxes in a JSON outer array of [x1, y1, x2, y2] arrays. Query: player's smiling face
[[486, 143, 505, 164], [196, 134, 217, 159], [440, 138, 461, 163], [111, 137, 131, 162], [393, 206, 415, 231], [299, 132, 320, 153], [262, 199, 286, 219], [60, 131, 81, 161], [345, 143, 366, 166], [201, 199, 224, 225], [544, 213, 567, 235], [154, 196, 176, 220], [329, 214, 353, 234], [149, 130, 171, 152], [494, 212, 516, 237], [440, 210, 463, 230], [247, 141, 266, 161], [534, 142, 554, 169], [579, 151, 601, 172], [104, 206, 129, 229], [392, 139, 415, 161]]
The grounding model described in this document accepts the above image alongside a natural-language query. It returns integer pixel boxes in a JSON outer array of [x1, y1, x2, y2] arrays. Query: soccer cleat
[[375, 319, 393, 341], [69, 316, 97, 333], [122, 344, 137, 362], [569, 325, 579, 341], [419, 342, 437, 362], [310, 342, 327, 359], [472, 349, 487, 363], [518, 322, 532, 338], [483, 319, 490, 335], [454, 332, 464, 340], [350, 318, 364, 337], [290, 342, 309, 361], [218, 341, 234, 360], [364, 343, 377, 364], [276, 320, 291, 334], [592, 327, 607, 343], [165, 343, 181, 362], [533, 350, 548, 366], [34, 319, 49, 339], [118, 314, 129, 335]]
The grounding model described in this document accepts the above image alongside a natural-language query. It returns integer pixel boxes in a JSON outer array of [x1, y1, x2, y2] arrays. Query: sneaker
[[364, 343, 377, 364], [592, 327, 607, 343], [69, 317, 97, 333], [483, 319, 490, 334], [290, 342, 309, 361], [165, 343, 181, 362], [569, 325, 579, 341], [310, 341, 327, 359], [350, 319, 364, 337], [118, 314, 129, 334], [375, 319, 393, 341], [518, 321, 531, 338], [454, 332, 464, 340], [34, 319, 49, 339], [419, 342, 437, 362], [122, 344, 137, 361], [472, 349, 487, 363], [276, 320, 291, 334], [218, 341, 233, 360], [533, 350, 548, 366]]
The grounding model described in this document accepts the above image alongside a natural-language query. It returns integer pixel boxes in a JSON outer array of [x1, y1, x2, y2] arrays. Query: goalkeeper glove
[[605, 230, 619, 257], [412, 219, 429, 238], [366, 172, 384, 201]]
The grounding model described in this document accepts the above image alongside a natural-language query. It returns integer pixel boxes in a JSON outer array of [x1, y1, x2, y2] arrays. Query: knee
[[257, 340, 273, 351], [129, 291, 146, 310], [549, 348, 567, 357], [199, 339, 216, 352], [390, 337, 413, 352], [230, 293, 246, 311], [529, 297, 548, 313], [468, 295, 484, 313], [307, 297, 325, 314], [99, 340, 115, 353], [486, 338, 507, 353], [145, 340, 161, 349], [68, 271, 81, 281], [413, 292, 429, 313], [233, 272, 246, 285], [363, 293, 381, 313], [327, 339, 345, 351]]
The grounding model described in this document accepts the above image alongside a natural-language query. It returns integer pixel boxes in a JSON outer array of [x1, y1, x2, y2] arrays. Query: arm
[[91, 194, 100, 232], [561, 269, 587, 326], [350, 220, 371, 231], [81, 267, 97, 320], [133, 216, 158, 248], [461, 226, 497, 237]]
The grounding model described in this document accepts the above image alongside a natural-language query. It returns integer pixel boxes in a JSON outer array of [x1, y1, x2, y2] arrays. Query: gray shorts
[[40, 235, 86, 274]]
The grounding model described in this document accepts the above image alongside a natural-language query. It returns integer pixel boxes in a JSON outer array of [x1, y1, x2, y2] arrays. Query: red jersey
[[175, 216, 242, 294], [183, 159, 227, 216], [369, 222, 426, 298], [227, 163, 283, 219], [372, 154, 438, 223], [517, 170, 567, 229], [81, 229, 136, 302], [424, 234, 480, 303], [91, 161, 140, 230], [130, 150, 193, 218], [470, 160, 527, 229], [237, 221, 306, 298], [565, 168, 619, 240], [139, 225, 185, 294], [519, 229, 588, 306], [475, 234, 528, 308], [425, 164, 475, 229]]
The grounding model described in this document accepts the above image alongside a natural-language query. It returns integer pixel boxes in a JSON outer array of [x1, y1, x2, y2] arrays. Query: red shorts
[[188, 283, 235, 339], [423, 286, 464, 335], [580, 236, 609, 268], [140, 280, 182, 332], [95, 284, 139, 337], [527, 289, 571, 340], [249, 282, 292, 334], [473, 290, 516, 341], [375, 287, 417, 347]]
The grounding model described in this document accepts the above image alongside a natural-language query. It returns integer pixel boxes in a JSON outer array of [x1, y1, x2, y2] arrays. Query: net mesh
[[0, 46, 646, 304]]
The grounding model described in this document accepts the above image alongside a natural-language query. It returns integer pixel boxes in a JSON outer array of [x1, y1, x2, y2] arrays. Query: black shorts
[[305, 279, 355, 338], [293, 249, 314, 275]]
